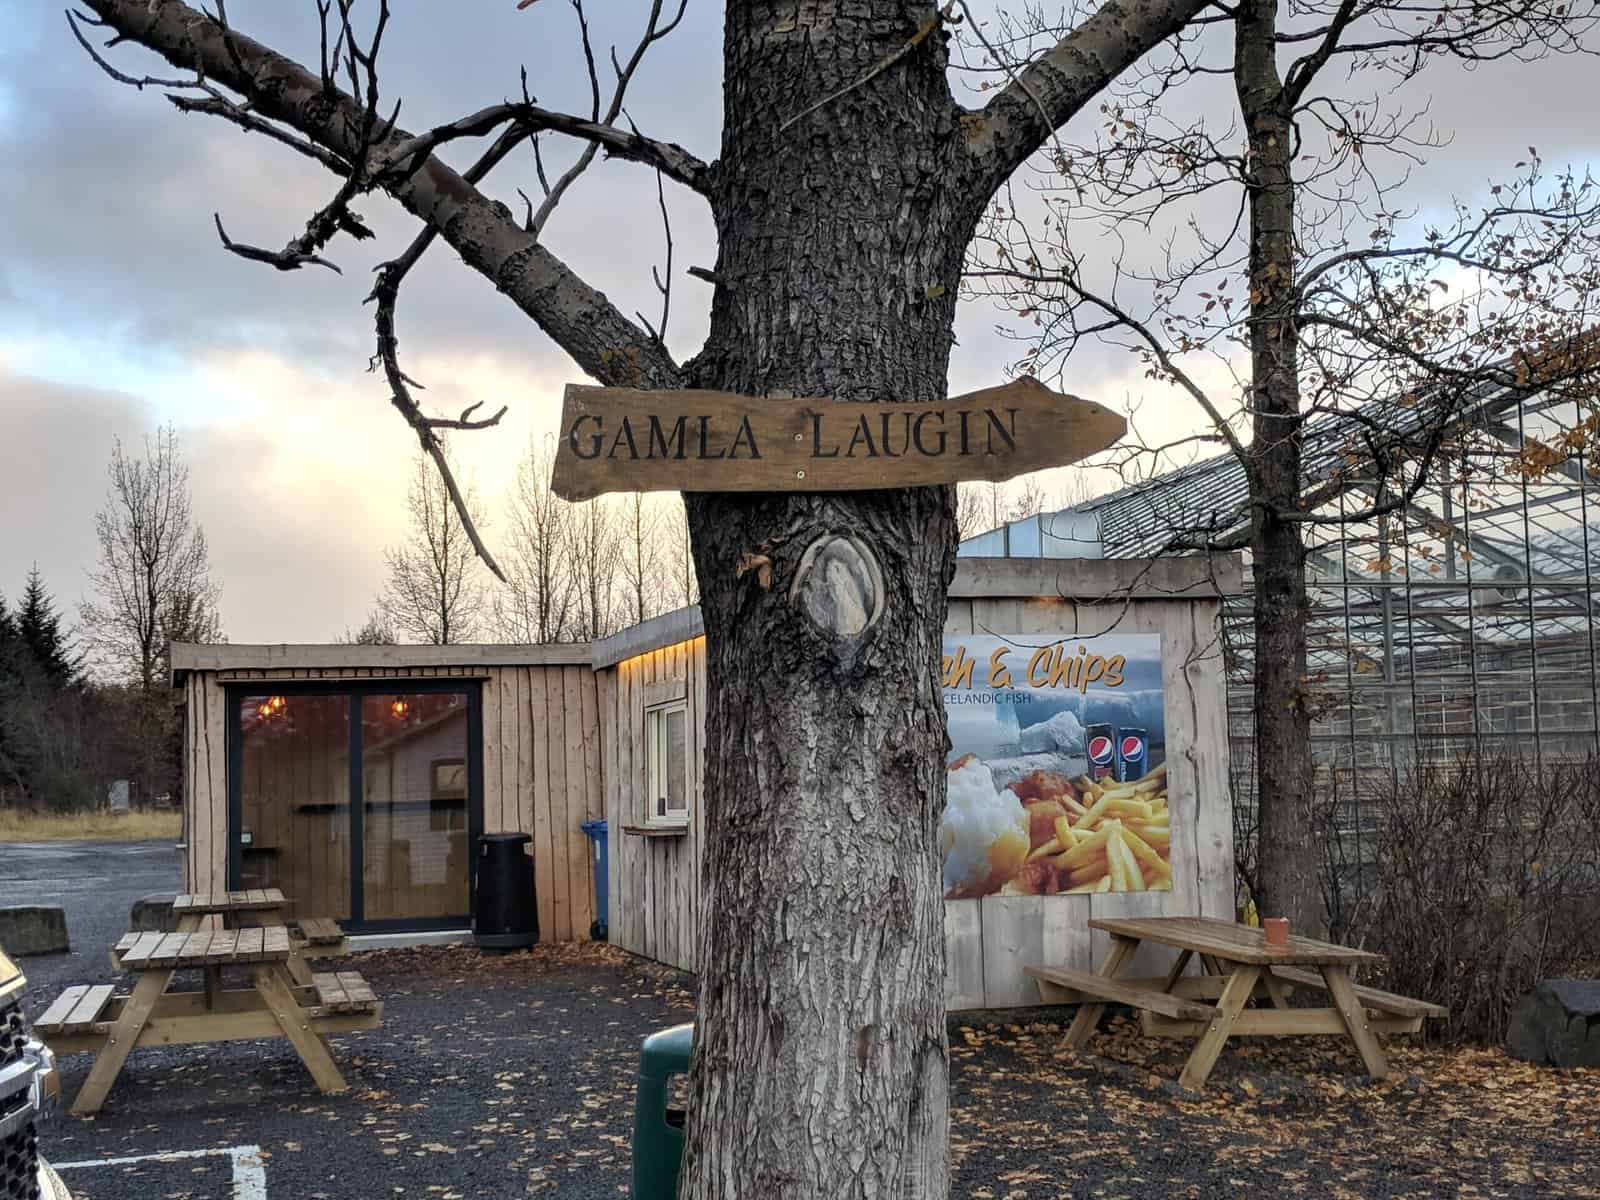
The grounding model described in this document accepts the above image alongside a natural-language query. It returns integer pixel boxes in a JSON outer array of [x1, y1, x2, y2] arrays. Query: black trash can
[[473, 832, 539, 950]]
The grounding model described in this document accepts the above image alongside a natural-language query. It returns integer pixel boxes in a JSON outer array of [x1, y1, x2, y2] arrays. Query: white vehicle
[[0, 949, 70, 1200]]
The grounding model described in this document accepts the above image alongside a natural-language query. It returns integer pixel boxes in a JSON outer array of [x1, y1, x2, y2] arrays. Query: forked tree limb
[[79, 0, 687, 391], [962, 0, 1219, 192], [375, 99, 713, 196], [365, 124, 531, 583]]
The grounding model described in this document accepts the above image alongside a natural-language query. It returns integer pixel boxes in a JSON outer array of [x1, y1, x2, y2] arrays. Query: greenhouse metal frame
[[961, 359, 1600, 909]]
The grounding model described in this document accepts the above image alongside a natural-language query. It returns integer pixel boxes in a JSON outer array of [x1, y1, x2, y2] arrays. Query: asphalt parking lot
[[42, 942, 691, 1199], [0, 840, 179, 997], [5, 840, 1599, 1199]]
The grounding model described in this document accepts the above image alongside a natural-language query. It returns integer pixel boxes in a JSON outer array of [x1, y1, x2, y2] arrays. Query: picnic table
[[171, 888, 289, 929], [1027, 916, 1446, 1090], [124, 892, 349, 986], [41, 924, 379, 1115]]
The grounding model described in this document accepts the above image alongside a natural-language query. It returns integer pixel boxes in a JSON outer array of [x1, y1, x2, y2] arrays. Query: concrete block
[[130, 893, 179, 933], [0, 906, 68, 956], [1507, 979, 1600, 1068]]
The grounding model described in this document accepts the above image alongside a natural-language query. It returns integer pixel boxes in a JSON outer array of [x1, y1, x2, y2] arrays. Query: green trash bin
[[632, 1023, 693, 1199]]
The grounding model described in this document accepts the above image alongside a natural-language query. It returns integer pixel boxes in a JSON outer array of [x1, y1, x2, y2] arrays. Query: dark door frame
[[225, 679, 484, 933]]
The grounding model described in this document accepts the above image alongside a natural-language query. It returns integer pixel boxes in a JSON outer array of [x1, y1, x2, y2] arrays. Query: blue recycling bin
[[580, 819, 609, 941]]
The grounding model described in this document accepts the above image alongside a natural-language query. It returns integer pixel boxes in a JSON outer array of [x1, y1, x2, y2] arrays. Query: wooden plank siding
[[183, 674, 228, 898], [180, 661, 605, 943], [959, 592, 1234, 1005], [178, 556, 1233, 989], [601, 636, 707, 973], [599, 579, 1234, 1007]]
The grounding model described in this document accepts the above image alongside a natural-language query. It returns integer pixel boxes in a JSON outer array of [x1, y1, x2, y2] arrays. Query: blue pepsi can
[[1116, 728, 1148, 782], [1085, 723, 1117, 780]]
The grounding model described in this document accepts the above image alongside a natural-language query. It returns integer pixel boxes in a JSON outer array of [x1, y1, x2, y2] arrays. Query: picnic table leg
[[1161, 949, 1194, 994], [1062, 934, 1139, 1050], [71, 968, 171, 1115], [252, 964, 348, 1095], [1322, 965, 1390, 1080], [1177, 963, 1261, 1092], [284, 953, 315, 988], [1260, 969, 1293, 1011]]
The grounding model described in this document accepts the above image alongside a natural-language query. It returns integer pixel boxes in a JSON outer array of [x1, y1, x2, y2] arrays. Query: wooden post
[[252, 964, 348, 1094], [1062, 934, 1139, 1049], [1323, 965, 1390, 1079], [72, 968, 170, 1115], [1160, 948, 1194, 994], [1260, 968, 1293, 1011], [1178, 964, 1261, 1091]]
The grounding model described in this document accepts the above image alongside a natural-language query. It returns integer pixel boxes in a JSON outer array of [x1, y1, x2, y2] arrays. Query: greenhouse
[[961, 363, 1600, 909]]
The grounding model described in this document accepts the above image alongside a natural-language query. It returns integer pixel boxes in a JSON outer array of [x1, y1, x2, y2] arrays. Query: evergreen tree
[[0, 591, 15, 664], [17, 565, 74, 685]]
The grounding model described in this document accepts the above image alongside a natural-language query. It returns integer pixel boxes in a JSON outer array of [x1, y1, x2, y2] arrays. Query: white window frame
[[644, 697, 691, 828]]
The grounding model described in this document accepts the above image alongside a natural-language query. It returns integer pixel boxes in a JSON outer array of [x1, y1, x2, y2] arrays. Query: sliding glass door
[[359, 692, 472, 923], [230, 682, 481, 930], [233, 692, 352, 921]]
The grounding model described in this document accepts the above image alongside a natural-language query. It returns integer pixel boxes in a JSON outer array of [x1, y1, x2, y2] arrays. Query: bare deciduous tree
[[81, 425, 221, 690], [339, 610, 397, 645], [617, 492, 662, 627], [658, 495, 699, 611], [968, 0, 1600, 932], [377, 452, 488, 645], [78, 0, 1226, 1190], [494, 434, 578, 644], [567, 496, 620, 642]]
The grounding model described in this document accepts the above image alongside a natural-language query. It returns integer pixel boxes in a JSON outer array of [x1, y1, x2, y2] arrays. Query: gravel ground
[[948, 1017, 1600, 1199], [5, 840, 1598, 1199], [42, 943, 691, 1200]]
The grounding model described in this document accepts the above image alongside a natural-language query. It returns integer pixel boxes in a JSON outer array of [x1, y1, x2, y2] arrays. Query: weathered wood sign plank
[[550, 376, 1125, 500]]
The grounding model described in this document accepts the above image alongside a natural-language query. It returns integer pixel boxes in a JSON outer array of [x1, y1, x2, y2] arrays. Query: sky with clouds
[[2, 2, 1595, 645]]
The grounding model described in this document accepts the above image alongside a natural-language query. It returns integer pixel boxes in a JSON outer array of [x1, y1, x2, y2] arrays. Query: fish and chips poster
[[940, 633, 1171, 899]]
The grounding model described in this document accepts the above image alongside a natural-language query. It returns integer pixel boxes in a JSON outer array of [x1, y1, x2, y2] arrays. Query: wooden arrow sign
[[549, 376, 1125, 501]]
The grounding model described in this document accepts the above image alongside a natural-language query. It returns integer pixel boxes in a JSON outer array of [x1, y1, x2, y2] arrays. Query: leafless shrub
[[1335, 749, 1600, 1043]]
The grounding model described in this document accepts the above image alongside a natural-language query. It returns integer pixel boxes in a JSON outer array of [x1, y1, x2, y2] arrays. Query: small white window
[[646, 700, 689, 826]]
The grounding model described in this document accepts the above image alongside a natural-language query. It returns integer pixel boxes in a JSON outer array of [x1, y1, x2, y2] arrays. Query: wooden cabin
[[173, 644, 602, 942], [174, 555, 1238, 1009]]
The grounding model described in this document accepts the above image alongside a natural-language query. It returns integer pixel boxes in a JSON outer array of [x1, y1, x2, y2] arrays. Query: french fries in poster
[[940, 633, 1170, 899]]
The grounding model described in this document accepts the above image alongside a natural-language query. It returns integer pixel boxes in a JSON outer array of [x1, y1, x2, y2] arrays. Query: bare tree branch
[[964, 0, 1218, 193], [78, 0, 686, 391], [374, 97, 713, 196]]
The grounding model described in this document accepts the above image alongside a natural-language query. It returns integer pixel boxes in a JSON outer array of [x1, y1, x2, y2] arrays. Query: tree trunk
[[1236, 0, 1323, 935], [679, 5, 978, 1196]]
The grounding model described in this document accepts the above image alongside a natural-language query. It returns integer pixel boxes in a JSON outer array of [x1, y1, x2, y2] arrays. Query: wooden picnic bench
[[171, 889, 289, 930], [121, 892, 348, 986], [294, 917, 351, 959], [37, 925, 380, 1115], [1028, 916, 1446, 1091]]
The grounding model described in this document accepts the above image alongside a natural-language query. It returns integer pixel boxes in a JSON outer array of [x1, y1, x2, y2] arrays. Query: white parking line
[[54, 1144, 266, 1199]]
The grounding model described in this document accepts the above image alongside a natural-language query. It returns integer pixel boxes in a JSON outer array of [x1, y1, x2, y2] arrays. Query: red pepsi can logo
[[1121, 734, 1144, 758], [1087, 735, 1115, 766]]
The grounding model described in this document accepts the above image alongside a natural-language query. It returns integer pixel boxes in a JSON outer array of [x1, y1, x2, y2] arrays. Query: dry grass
[[0, 808, 182, 842]]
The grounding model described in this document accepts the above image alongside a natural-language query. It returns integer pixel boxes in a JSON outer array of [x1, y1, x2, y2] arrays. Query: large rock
[[1506, 980, 1600, 1068], [130, 893, 179, 933], [0, 906, 69, 956]]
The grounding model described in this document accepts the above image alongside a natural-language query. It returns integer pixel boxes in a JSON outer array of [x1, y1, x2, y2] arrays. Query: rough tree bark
[[679, 10, 974, 1191], [76, 1, 1216, 1194], [1235, 0, 1321, 935]]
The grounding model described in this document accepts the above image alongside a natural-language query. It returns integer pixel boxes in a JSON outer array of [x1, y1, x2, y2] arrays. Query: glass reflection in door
[[237, 693, 351, 921], [360, 693, 471, 922]]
